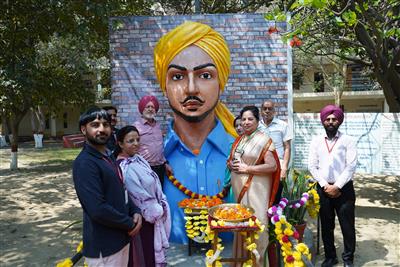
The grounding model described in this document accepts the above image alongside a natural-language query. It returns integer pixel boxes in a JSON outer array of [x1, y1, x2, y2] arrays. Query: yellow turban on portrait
[[154, 21, 237, 138]]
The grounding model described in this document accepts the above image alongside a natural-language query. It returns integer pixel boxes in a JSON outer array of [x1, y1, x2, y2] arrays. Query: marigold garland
[[267, 185, 320, 267], [168, 175, 228, 199], [205, 217, 265, 266]]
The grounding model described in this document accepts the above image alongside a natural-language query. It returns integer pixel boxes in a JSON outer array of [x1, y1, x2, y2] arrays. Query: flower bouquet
[[282, 169, 311, 226]]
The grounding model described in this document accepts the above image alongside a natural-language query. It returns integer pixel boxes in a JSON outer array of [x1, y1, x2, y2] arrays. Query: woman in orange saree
[[228, 105, 281, 266]]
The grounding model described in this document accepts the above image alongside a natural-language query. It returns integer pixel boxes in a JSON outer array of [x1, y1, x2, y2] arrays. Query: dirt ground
[[0, 144, 399, 266]]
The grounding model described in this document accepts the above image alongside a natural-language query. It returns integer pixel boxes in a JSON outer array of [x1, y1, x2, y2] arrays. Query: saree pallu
[[230, 130, 280, 267]]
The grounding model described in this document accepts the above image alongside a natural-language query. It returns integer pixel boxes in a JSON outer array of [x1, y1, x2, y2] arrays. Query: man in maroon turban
[[133, 95, 171, 188], [308, 104, 357, 267]]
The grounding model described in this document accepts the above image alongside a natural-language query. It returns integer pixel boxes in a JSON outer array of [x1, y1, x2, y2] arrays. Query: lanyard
[[102, 157, 124, 183], [325, 137, 338, 153]]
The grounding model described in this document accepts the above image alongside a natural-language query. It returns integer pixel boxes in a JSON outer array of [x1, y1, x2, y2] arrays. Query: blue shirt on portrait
[[163, 119, 234, 244]]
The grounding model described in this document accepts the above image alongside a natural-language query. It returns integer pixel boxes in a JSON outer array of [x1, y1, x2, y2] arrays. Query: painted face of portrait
[[261, 101, 275, 123], [142, 101, 157, 121], [81, 118, 111, 146], [119, 130, 140, 157], [323, 114, 340, 135], [241, 110, 259, 135], [165, 45, 220, 123], [234, 118, 244, 136]]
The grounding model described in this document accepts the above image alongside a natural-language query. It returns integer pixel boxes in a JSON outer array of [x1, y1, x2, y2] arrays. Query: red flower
[[268, 26, 279, 34], [286, 255, 295, 263], [290, 35, 302, 47], [282, 235, 290, 242]]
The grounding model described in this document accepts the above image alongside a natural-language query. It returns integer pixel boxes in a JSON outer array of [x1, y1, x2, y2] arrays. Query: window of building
[[314, 72, 324, 92]]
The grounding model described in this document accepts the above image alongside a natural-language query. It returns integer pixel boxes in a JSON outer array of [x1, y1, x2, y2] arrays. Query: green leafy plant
[[282, 169, 311, 225]]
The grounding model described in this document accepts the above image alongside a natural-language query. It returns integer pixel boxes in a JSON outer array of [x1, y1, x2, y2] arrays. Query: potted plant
[[281, 169, 312, 241]]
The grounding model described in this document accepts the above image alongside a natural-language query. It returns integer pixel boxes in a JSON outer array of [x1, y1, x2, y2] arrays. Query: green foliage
[[282, 169, 311, 225], [0, 0, 151, 143], [264, 0, 400, 111]]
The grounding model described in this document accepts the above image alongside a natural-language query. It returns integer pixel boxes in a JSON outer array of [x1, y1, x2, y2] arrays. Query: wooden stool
[[209, 216, 260, 266]]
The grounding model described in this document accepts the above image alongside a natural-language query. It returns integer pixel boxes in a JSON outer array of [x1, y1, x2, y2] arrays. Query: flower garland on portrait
[[168, 175, 228, 199]]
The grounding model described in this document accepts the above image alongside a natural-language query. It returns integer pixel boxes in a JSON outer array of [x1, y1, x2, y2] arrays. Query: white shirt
[[308, 131, 357, 189], [258, 117, 292, 160]]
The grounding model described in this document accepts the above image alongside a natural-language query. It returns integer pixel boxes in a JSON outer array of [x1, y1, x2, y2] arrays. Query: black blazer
[[73, 144, 140, 257]]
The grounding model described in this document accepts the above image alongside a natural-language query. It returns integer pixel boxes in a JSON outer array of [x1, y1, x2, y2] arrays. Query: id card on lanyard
[[103, 157, 129, 204]]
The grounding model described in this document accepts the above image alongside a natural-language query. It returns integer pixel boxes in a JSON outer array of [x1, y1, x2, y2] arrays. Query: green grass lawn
[[0, 145, 81, 170]]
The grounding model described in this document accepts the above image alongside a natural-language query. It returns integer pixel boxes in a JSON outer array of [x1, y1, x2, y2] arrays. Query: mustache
[[180, 96, 205, 104]]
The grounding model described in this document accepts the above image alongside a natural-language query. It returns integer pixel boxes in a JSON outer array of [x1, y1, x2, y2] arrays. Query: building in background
[[293, 61, 387, 113]]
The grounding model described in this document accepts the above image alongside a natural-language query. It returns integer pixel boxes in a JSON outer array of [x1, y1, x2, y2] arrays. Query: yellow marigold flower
[[200, 209, 208, 214], [254, 233, 260, 240], [184, 216, 193, 220], [284, 228, 294, 236], [294, 260, 305, 267], [217, 244, 224, 250], [248, 218, 255, 227], [200, 215, 207, 219], [243, 260, 253, 267], [245, 237, 252, 244], [246, 243, 257, 251], [280, 217, 286, 223], [275, 221, 282, 228], [217, 220, 225, 226], [215, 261, 223, 267], [275, 228, 282, 235], [296, 243, 308, 253], [259, 224, 265, 232], [76, 241, 83, 253], [184, 189, 190, 194], [293, 251, 302, 261], [240, 231, 247, 236], [194, 221, 200, 226], [184, 208, 193, 214], [211, 220, 218, 227], [56, 259, 73, 267], [206, 249, 214, 257]]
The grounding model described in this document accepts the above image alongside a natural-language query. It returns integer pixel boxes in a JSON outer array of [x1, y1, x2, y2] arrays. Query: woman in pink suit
[[115, 125, 171, 267]]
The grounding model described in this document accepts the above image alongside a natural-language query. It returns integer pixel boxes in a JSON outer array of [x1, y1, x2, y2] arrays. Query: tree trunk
[[10, 119, 19, 170], [375, 70, 400, 112], [8, 108, 29, 170]]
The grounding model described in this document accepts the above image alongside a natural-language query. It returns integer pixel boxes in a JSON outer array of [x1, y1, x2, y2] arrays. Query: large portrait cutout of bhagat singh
[[154, 21, 237, 243]]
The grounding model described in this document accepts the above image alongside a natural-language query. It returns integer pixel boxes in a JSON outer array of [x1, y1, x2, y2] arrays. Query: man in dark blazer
[[73, 107, 142, 266]]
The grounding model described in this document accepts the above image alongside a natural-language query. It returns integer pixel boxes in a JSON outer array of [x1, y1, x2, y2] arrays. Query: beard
[[142, 112, 156, 121], [86, 133, 109, 146], [324, 124, 339, 137], [169, 98, 219, 123]]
